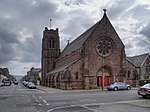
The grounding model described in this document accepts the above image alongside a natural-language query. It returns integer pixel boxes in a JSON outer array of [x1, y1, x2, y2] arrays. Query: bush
[[139, 79, 150, 86], [32, 79, 37, 84]]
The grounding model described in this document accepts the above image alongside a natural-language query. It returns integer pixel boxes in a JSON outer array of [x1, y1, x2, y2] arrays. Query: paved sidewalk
[[36, 85, 138, 93]]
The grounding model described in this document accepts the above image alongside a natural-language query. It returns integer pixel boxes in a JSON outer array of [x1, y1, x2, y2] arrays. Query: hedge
[[139, 79, 150, 86]]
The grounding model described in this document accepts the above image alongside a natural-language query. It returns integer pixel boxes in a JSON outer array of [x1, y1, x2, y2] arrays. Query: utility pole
[[102, 57, 104, 91]]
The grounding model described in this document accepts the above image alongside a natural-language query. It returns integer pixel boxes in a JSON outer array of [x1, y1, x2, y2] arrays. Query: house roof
[[31, 68, 41, 72], [127, 53, 149, 67], [60, 12, 111, 57]]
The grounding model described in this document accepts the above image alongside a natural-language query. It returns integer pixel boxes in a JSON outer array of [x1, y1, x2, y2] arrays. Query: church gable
[[84, 10, 125, 54], [60, 10, 125, 59], [81, 10, 125, 68]]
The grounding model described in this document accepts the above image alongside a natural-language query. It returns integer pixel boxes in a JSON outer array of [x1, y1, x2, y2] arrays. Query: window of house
[[146, 66, 150, 72], [127, 70, 131, 78], [62, 73, 66, 79], [75, 72, 78, 80], [56, 75, 59, 82], [144, 75, 149, 79], [49, 40, 52, 48], [147, 59, 149, 64], [52, 40, 55, 48]]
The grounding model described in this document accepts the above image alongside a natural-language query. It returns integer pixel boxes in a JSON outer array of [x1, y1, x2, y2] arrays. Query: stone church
[[41, 10, 150, 90]]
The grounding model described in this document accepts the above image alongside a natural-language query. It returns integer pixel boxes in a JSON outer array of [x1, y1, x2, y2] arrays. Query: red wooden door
[[98, 76, 102, 87], [104, 76, 109, 86]]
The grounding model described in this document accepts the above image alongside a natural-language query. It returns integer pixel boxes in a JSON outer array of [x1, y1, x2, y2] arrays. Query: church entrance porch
[[97, 66, 112, 90]]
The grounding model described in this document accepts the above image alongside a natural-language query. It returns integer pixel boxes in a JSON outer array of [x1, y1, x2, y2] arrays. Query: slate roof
[[48, 59, 78, 74], [31, 68, 41, 72], [127, 53, 149, 67], [60, 24, 97, 57]]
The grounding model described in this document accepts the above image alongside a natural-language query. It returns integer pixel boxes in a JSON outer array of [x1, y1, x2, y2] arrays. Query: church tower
[[41, 27, 60, 86]]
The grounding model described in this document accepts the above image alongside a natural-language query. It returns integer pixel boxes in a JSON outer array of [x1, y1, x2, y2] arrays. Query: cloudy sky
[[0, 0, 150, 76]]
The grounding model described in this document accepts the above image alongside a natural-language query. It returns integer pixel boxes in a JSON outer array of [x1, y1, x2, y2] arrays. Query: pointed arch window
[[52, 40, 55, 48], [49, 40, 52, 48], [49, 39, 55, 48], [75, 72, 78, 80], [147, 59, 149, 64], [127, 70, 131, 78]]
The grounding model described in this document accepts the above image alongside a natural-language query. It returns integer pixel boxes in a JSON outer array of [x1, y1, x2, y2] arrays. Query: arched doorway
[[97, 76, 102, 87], [97, 65, 111, 88]]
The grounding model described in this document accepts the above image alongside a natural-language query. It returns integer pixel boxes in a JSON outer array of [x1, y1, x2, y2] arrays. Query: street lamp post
[[102, 57, 104, 91]]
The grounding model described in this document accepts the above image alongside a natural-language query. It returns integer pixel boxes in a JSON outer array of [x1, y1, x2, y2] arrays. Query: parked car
[[28, 83, 36, 89], [13, 81, 18, 85], [2, 79, 11, 86], [0, 82, 4, 87], [26, 82, 33, 88], [107, 82, 131, 91], [137, 83, 150, 98], [23, 81, 28, 86]]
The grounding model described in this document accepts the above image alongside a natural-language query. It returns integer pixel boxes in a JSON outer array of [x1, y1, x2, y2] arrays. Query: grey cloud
[[62, 9, 94, 39], [140, 22, 150, 41], [0, 27, 19, 64], [64, 0, 86, 6], [107, 0, 135, 19], [0, 44, 14, 64], [0, 0, 61, 31], [0, 27, 19, 43], [129, 4, 150, 21], [125, 43, 133, 50], [18, 34, 41, 63], [20, 1, 59, 20], [136, 38, 150, 47]]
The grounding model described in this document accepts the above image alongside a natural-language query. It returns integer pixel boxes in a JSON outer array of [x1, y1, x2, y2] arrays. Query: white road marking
[[80, 105, 98, 112], [39, 96, 49, 105], [47, 99, 148, 112], [47, 105, 75, 112], [32, 94, 42, 105], [118, 99, 146, 103]]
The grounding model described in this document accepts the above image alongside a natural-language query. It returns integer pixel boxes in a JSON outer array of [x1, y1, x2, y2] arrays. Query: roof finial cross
[[103, 9, 107, 14], [67, 40, 70, 45]]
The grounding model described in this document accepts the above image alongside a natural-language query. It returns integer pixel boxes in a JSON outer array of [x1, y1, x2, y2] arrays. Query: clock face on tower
[[96, 38, 112, 57]]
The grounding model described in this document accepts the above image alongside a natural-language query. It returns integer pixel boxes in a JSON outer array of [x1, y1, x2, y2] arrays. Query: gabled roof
[[60, 12, 114, 57], [127, 53, 149, 67]]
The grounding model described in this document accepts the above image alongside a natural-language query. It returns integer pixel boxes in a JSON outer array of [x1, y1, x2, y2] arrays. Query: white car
[[107, 82, 131, 91], [138, 83, 150, 98], [28, 83, 36, 89]]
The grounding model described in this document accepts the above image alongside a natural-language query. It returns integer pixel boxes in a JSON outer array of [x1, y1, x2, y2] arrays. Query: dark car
[[137, 83, 150, 98], [107, 82, 131, 91], [13, 81, 18, 85]]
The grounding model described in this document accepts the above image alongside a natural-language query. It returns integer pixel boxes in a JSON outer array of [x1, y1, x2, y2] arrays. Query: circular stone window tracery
[[96, 38, 112, 57]]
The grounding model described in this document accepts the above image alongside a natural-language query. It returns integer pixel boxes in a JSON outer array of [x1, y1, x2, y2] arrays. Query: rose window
[[96, 39, 112, 57]]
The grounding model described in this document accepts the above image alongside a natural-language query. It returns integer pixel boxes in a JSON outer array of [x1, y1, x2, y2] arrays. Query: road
[[0, 83, 149, 112]]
